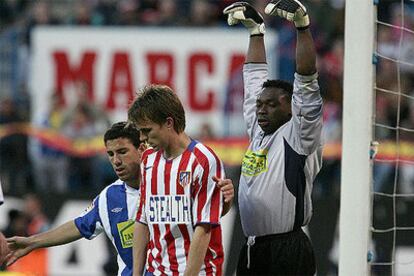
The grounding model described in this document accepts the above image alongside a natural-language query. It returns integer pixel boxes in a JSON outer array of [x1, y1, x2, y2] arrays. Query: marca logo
[[179, 171, 191, 187]]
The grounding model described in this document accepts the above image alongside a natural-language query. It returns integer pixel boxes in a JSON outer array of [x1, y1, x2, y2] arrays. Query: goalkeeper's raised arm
[[265, 0, 316, 75]]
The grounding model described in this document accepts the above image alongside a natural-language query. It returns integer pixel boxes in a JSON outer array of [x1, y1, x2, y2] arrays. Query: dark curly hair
[[262, 79, 293, 102], [103, 121, 141, 148]]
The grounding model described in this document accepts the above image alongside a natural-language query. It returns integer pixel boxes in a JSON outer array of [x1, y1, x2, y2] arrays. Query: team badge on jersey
[[179, 171, 191, 187]]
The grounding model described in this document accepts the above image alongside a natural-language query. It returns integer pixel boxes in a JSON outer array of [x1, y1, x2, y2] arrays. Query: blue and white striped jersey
[[74, 179, 140, 276], [239, 63, 323, 237]]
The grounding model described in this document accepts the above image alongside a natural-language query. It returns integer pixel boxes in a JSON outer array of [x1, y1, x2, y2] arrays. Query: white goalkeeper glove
[[265, 0, 310, 29], [223, 2, 265, 36]]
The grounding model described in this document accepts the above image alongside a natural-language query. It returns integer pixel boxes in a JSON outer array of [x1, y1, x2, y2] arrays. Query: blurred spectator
[[198, 122, 215, 141], [60, 80, 111, 192], [2, 209, 27, 238], [62, 80, 111, 134], [92, 0, 118, 25], [4, 196, 49, 275], [68, 2, 93, 25], [31, 92, 69, 194], [399, 101, 414, 195], [62, 104, 101, 192], [2, 209, 27, 270], [156, 0, 183, 26], [23, 1, 60, 48], [314, 101, 341, 198], [23, 194, 50, 235], [0, 0, 28, 29], [0, 98, 31, 194], [118, 0, 140, 25], [187, 0, 219, 27], [377, 25, 398, 59], [319, 38, 344, 104]]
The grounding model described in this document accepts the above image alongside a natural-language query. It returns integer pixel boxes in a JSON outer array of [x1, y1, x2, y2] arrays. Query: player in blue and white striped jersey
[[6, 122, 144, 276], [6, 122, 234, 275]]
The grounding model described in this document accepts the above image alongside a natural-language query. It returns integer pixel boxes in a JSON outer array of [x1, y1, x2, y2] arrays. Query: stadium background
[[0, 0, 413, 275]]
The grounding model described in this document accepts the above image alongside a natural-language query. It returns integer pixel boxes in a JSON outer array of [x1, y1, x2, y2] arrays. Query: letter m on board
[[53, 51, 96, 105]]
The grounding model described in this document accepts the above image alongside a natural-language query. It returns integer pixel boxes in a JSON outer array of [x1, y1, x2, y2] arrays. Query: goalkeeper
[[223, 1, 323, 275]]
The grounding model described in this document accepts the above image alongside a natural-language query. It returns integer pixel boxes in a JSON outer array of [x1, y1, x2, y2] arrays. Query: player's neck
[[126, 176, 140, 189], [163, 132, 191, 160]]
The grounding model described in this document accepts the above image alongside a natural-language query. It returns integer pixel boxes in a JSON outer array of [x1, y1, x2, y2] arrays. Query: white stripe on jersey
[[98, 185, 111, 239]]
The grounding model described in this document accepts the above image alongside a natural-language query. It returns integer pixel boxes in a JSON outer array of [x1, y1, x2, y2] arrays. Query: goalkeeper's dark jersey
[[239, 63, 323, 237]]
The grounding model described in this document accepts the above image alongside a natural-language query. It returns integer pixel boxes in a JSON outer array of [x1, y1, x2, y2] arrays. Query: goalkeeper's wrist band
[[296, 25, 309, 31]]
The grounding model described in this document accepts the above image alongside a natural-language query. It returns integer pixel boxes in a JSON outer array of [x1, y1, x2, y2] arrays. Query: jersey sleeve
[[243, 63, 268, 138], [135, 165, 147, 225], [74, 196, 104, 239], [286, 72, 323, 155], [192, 147, 224, 226]]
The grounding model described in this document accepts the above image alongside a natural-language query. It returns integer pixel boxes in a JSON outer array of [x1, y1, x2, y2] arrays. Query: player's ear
[[278, 94, 288, 106], [278, 94, 292, 114], [165, 117, 174, 130]]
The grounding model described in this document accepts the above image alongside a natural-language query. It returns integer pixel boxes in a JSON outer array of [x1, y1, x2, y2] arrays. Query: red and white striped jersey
[[136, 140, 225, 276]]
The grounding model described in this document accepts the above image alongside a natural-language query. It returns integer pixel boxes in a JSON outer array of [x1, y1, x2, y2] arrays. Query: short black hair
[[262, 79, 293, 99], [104, 122, 141, 148]]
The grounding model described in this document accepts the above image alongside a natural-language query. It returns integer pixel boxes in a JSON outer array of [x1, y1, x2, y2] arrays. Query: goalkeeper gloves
[[223, 2, 265, 36], [265, 0, 310, 30]]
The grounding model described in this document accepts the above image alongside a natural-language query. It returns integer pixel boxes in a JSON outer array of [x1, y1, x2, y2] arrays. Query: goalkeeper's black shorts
[[237, 228, 316, 276]]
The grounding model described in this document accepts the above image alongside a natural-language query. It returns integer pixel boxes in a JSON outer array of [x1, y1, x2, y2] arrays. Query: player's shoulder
[[192, 140, 221, 165], [142, 147, 156, 161], [99, 179, 125, 198]]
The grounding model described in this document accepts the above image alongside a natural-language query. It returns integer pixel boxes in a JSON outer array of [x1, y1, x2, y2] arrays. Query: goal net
[[340, 0, 414, 275]]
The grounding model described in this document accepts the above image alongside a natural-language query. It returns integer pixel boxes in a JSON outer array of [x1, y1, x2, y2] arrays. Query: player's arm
[[6, 221, 82, 266], [133, 177, 149, 276], [223, 2, 268, 136], [187, 153, 224, 275], [266, 0, 322, 154], [265, 0, 315, 75], [224, 2, 266, 64], [132, 222, 149, 276], [184, 224, 212, 276], [296, 29, 316, 75], [213, 176, 234, 216]]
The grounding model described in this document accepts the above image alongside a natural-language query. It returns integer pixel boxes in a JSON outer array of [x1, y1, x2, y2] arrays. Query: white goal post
[[339, 1, 376, 275]]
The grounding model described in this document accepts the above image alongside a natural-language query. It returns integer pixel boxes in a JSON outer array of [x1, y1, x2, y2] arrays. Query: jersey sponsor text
[[148, 195, 191, 224]]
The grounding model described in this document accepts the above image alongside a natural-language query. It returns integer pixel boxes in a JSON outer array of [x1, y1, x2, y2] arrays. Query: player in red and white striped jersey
[[129, 85, 228, 276]]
